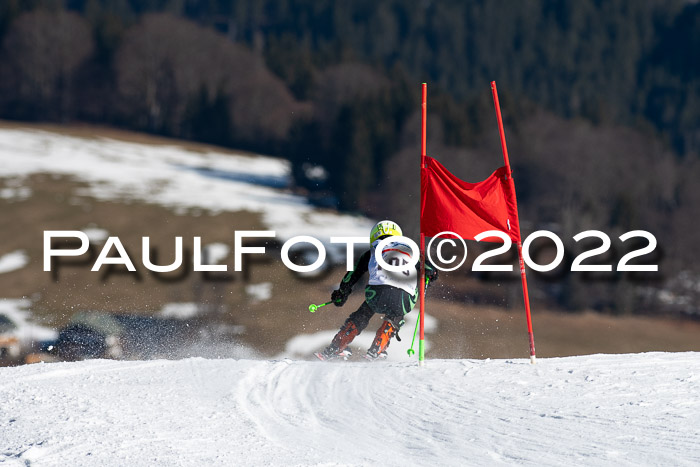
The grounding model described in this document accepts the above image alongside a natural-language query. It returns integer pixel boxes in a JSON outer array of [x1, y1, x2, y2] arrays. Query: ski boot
[[364, 320, 397, 361], [314, 347, 352, 361], [363, 349, 388, 361], [314, 321, 359, 361]]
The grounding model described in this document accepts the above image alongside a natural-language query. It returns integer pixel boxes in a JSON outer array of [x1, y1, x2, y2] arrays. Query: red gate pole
[[418, 83, 427, 366], [490, 81, 537, 364]]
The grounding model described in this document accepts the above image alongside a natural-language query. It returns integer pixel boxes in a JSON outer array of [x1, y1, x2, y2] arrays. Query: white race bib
[[368, 239, 417, 294]]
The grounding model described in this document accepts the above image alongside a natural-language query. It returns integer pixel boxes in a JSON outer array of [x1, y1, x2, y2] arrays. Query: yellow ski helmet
[[370, 220, 402, 243]]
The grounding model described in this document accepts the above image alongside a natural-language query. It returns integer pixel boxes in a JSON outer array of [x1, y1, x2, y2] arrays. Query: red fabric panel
[[420, 156, 521, 243]]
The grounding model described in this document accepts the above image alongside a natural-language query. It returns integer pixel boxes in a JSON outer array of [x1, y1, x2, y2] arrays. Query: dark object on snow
[[0, 314, 21, 360], [55, 324, 106, 361], [53, 312, 195, 361]]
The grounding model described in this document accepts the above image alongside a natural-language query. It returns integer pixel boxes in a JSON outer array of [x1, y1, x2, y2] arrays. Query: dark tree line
[[0, 1, 697, 199], [1, 0, 699, 313], [1, 1, 697, 159]]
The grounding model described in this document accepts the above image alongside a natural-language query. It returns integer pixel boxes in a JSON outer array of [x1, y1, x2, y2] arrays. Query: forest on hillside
[[0, 0, 699, 315]]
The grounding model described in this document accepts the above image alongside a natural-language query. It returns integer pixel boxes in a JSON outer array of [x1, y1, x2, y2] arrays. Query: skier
[[315, 220, 438, 361]]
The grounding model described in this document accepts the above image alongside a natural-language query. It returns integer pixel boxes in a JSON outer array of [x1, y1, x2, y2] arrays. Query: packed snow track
[[1, 353, 698, 466]]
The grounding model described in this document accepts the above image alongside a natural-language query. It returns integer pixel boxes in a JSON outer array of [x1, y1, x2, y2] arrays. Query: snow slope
[[1, 353, 699, 466], [0, 128, 374, 242]]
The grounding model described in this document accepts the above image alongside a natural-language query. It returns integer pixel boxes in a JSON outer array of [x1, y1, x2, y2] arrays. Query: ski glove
[[331, 285, 351, 307], [415, 263, 439, 284], [425, 264, 439, 283]]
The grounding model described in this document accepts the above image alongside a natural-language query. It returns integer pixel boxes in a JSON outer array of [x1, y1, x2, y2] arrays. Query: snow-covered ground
[[0, 128, 374, 242], [0, 299, 57, 346], [0, 251, 28, 274], [1, 353, 698, 466]]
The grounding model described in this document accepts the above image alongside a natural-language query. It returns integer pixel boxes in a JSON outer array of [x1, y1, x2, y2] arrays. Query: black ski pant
[[344, 285, 418, 333]]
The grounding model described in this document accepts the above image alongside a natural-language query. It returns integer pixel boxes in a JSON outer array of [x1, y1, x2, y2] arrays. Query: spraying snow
[[279, 311, 438, 361]]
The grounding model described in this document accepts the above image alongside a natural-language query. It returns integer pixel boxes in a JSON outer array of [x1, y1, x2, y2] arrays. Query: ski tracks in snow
[[1, 353, 699, 466], [235, 355, 700, 465]]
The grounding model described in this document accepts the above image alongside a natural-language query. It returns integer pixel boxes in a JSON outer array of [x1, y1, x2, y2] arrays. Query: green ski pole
[[308, 301, 334, 313], [407, 310, 421, 356], [408, 277, 430, 356]]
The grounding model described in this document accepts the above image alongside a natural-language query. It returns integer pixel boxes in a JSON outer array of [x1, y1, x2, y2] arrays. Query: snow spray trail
[[1, 353, 699, 466]]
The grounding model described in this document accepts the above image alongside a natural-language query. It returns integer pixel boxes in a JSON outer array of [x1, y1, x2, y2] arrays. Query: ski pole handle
[[309, 301, 334, 313]]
